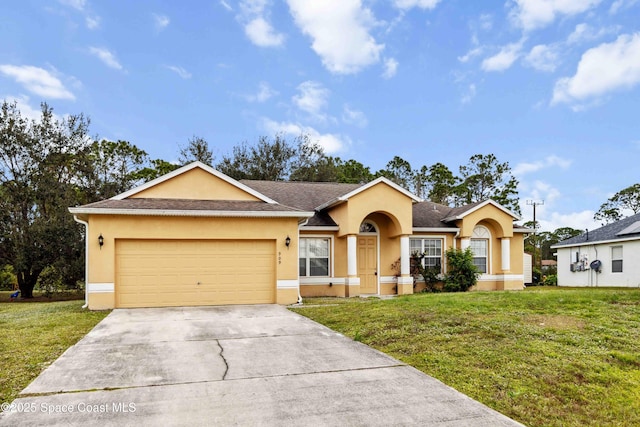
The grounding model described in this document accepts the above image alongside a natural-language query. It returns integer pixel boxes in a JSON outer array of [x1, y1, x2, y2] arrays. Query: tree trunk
[[17, 269, 41, 299]]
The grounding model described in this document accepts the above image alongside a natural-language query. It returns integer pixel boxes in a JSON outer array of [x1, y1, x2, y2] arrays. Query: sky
[[1, 0, 639, 233]]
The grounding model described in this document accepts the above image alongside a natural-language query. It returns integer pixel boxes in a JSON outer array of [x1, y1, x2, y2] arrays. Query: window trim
[[299, 236, 333, 278], [410, 235, 446, 274], [471, 225, 491, 275], [611, 245, 623, 273]]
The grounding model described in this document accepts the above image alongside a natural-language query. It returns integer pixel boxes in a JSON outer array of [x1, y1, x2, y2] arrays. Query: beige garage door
[[115, 239, 275, 308]]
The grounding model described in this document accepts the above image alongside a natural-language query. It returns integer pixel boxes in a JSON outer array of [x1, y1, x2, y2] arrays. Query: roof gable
[[553, 212, 640, 248], [316, 177, 423, 211], [113, 162, 275, 203], [442, 199, 521, 222]]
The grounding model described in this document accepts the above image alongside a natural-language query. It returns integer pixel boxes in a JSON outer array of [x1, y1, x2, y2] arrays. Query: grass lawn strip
[[290, 288, 640, 427], [0, 298, 110, 404]]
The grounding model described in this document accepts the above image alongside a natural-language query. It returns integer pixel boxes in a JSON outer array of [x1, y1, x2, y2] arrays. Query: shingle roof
[[70, 198, 308, 214], [241, 180, 363, 211], [553, 212, 640, 247], [412, 201, 458, 228]]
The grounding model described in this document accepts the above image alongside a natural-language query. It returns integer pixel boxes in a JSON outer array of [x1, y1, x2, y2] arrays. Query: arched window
[[359, 221, 377, 233], [471, 225, 490, 274]]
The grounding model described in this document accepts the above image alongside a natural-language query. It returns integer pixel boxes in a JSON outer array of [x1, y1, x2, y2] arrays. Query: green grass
[[0, 300, 110, 404], [290, 288, 640, 427]]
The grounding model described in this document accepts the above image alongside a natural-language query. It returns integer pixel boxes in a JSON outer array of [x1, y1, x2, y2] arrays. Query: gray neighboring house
[[551, 212, 640, 287]]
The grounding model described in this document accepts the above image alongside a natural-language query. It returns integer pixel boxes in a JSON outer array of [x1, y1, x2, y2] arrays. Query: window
[[612, 246, 623, 273], [299, 238, 330, 277], [471, 225, 490, 274], [410, 238, 443, 273], [470, 239, 488, 273]]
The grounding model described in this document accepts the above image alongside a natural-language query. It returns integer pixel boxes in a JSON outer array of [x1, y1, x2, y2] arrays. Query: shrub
[[444, 247, 479, 292], [0, 265, 17, 290], [542, 274, 558, 286]]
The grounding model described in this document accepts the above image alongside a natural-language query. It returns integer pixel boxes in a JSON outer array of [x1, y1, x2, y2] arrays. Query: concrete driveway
[[1, 305, 522, 426]]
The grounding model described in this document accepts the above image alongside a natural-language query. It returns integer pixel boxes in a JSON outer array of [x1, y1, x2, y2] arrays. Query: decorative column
[[501, 237, 511, 272], [397, 235, 413, 295], [345, 235, 360, 297]]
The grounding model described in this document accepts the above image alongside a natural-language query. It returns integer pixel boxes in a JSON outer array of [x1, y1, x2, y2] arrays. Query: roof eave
[[68, 207, 315, 219]]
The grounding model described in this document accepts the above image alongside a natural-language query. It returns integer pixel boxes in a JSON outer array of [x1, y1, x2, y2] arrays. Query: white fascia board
[[315, 177, 423, 211], [412, 227, 459, 233], [68, 207, 315, 219], [513, 227, 534, 233], [551, 236, 640, 249], [111, 161, 278, 204], [443, 199, 521, 222]]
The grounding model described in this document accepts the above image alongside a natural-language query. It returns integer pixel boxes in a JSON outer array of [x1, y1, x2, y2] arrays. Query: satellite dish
[[590, 260, 602, 273]]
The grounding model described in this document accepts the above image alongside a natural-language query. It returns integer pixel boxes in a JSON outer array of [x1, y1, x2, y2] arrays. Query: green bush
[[542, 274, 558, 286], [0, 265, 17, 290], [444, 247, 479, 292]]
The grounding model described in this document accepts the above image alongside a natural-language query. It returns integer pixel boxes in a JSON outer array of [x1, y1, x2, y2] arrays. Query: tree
[[136, 159, 180, 182], [455, 154, 520, 214], [334, 158, 373, 184], [424, 162, 458, 205], [84, 139, 150, 200], [178, 135, 214, 166], [289, 136, 338, 182], [217, 134, 297, 181], [0, 101, 91, 298], [594, 183, 640, 225], [376, 156, 413, 190]]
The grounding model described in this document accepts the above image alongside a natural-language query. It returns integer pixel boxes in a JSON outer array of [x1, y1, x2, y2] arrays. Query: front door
[[358, 236, 377, 294]]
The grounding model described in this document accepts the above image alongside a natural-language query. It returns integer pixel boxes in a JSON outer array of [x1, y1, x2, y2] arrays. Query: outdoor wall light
[[98, 234, 104, 249], [285, 236, 291, 248]]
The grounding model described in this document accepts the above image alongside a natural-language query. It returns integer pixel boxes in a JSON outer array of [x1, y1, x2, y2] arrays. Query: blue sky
[[1, 0, 639, 232]]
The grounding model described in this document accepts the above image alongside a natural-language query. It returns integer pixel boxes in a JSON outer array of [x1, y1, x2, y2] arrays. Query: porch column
[[397, 235, 414, 295], [345, 234, 360, 297], [501, 237, 511, 271]]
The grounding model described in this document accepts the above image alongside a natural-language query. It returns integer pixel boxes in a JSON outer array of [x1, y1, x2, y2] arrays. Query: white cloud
[[287, 0, 384, 74], [292, 81, 330, 119], [85, 15, 100, 29], [262, 118, 348, 153], [0, 65, 75, 100], [342, 105, 368, 128], [88, 47, 123, 70], [567, 23, 620, 44], [524, 44, 559, 72], [153, 13, 170, 31], [540, 210, 599, 233], [382, 58, 398, 79], [238, 0, 285, 48], [58, 0, 86, 11], [461, 83, 477, 104], [458, 46, 484, 63], [244, 17, 285, 47], [246, 81, 277, 103], [513, 155, 572, 176], [165, 65, 192, 79], [481, 41, 523, 72], [509, 0, 602, 31], [220, 0, 233, 12], [479, 13, 493, 30], [552, 33, 640, 106], [610, 0, 639, 14], [392, 0, 441, 10]]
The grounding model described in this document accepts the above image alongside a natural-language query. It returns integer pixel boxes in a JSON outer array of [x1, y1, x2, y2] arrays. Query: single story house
[[69, 161, 529, 310], [551, 212, 640, 287]]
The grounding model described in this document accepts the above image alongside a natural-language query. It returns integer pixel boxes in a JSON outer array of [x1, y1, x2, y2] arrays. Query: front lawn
[[0, 300, 110, 404], [290, 288, 640, 427]]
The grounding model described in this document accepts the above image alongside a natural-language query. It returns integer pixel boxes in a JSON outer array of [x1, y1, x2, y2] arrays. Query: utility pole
[[527, 199, 544, 282]]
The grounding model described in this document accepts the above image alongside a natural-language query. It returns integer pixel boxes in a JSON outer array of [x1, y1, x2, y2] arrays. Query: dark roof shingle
[[554, 212, 640, 247]]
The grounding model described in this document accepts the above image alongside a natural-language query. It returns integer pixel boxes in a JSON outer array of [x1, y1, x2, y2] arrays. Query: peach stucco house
[[69, 162, 529, 310]]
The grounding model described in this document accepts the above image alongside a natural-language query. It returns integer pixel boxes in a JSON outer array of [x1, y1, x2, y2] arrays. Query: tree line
[[2, 101, 636, 297]]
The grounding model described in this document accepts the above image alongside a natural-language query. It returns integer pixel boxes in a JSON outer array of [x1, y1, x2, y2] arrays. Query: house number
[[278, 251, 282, 265]]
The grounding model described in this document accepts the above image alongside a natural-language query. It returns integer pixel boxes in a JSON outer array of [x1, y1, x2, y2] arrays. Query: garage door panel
[[115, 240, 276, 308]]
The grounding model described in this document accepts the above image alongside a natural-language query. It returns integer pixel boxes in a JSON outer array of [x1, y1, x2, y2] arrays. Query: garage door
[[115, 240, 275, 308]]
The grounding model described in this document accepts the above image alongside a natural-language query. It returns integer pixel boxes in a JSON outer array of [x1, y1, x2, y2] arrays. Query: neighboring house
[[551, 212, 640, 288], [69, 162, 529, 310], [541, 259, 557, 273]]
